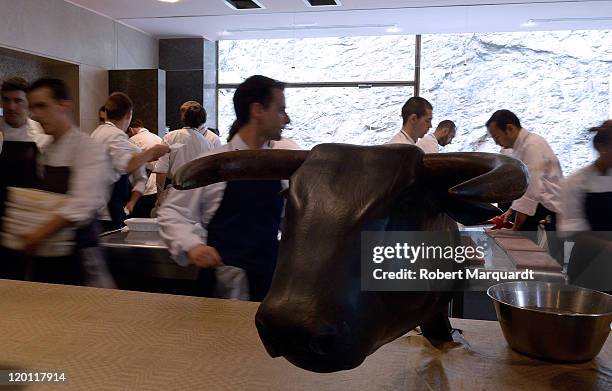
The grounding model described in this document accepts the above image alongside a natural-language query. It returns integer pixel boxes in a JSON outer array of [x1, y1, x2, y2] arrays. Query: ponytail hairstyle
[[589, 120, 612, 151], [227, 75, 285, 142]]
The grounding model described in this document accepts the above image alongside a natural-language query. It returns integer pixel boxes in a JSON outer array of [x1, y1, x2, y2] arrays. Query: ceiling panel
[[64, 0, 612, 38]]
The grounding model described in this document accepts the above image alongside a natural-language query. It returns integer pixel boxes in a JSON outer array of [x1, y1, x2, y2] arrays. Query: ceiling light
[[386, 25, 402, 33], [157, 0, 180, 3], [224, 0, 265, 10], [303, 0, 342, 6], [219, 30, 233, 37]]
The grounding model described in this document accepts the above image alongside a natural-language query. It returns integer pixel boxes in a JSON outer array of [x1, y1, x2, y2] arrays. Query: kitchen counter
[[0, 280, 609, 390], [99, 230, 199, 294]]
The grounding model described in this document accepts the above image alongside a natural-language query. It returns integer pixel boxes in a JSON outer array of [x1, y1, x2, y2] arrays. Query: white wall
[[0, 0, 159, 133]]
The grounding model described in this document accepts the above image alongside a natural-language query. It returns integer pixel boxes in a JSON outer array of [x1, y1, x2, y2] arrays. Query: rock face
[[218, 30, 611, 174]]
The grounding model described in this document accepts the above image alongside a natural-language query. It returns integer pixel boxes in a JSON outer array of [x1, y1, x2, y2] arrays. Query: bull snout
[[255, 304, 365, 372]]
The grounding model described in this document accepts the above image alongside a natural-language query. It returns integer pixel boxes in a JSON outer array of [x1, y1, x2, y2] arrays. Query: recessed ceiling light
[[224, 0, 265, 10], [303, 0, 342, 6], [158, 0, 180, 3], [386, 25, 401, 33], [219, 30, 233, 37]]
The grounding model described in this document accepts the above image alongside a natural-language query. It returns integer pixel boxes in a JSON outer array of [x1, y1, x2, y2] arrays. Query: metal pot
[[487, 281, 612, 362]]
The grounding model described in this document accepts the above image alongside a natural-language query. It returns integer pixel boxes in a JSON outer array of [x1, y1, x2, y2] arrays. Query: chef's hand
[[124, 200, 137, 215], [512, 211, 529, 231], [146, 144, 170, 161], [18, 232, 43, 255], [188, 245, 224, 268]]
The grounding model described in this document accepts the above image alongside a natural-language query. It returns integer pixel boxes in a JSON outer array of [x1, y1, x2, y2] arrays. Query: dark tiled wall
[[160, 38, 217, 131], [109, 69, 165, 135]]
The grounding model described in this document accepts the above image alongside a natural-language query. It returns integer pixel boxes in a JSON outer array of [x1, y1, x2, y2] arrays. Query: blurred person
[[158, 75, 293, 301], [16, 78, 114, 287], [154, 101, 219, 205], [387, 97, 433, 145], [0, 77, 52, 280], [416, 119, 456, 153], [91, 92, 169, 230], [559, 120, 612, 290], [127, 119, 163, 218], [486, 109, 563, 233]]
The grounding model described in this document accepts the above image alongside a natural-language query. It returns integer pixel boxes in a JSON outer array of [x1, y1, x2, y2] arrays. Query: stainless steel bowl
[[487, 281, 612, 362]]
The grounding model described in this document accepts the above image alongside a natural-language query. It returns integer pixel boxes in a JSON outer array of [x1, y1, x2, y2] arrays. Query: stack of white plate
[[1, 187, 76, 257]]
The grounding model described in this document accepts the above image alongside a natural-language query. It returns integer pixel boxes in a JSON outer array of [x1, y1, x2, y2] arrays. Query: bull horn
[[423, 152, 528, 203], [173, 149, 309, 190]]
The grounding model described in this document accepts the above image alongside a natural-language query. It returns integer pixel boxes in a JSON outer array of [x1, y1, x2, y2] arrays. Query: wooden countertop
[[0, 280, 610, 390]]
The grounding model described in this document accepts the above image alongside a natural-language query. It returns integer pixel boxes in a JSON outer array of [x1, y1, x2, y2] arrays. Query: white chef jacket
[[129, 128, 163, 196], [39, 127, 112, 226], [387, 130, 415, 145], [510, 128, 563, 216], [197, 125, 223, 149], [416, 133, 439, 153], [91, 122, 138, 184], [154, 127, 220, 179], [558, 164, 612, 232], [157, 134, 291, 266], [91, 121, 147, 205], [129, 128, 163, 171], [0, 118, 52, 152], [268, 137, 302, 150]]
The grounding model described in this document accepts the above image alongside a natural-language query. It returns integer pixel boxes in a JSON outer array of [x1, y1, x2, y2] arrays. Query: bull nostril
[[255, 317, 283, 358], [309, 333, 338, 356]]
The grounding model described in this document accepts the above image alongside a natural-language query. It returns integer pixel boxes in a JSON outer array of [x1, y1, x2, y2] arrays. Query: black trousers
[[131, 193, 157, 219]]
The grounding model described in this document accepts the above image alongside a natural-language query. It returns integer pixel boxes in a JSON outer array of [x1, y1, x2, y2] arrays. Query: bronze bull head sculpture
[[174, 143, 528, 373]]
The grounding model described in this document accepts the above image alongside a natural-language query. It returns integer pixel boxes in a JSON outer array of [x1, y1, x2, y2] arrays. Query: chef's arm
[[19, 215, 72, 253], [127, 144, 170, 174]]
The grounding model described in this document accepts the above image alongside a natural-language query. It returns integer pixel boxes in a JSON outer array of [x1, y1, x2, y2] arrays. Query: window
[[218, 35, 418, 148], [420, 30, 612, 174]]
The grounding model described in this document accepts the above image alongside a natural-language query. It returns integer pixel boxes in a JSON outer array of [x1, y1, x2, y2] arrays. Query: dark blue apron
[[204, 180, 283, 301], [0, 141, 39, 280], [106, 174, 132, 230], [567, 191, 612, 291]]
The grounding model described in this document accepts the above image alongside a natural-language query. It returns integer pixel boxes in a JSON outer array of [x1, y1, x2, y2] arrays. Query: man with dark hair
[[486, 109, 563, 233], [7, 78, 114, 287], [154, 101, 220, 204], [417, 119, 457, 153], [1, 77, 51, 150], [98, 105, 107, 124], [0, 77, 52, 278], [126, 118, 163, 218], [388, 96, 433, 144], [158, 75, 293, 301], [91, 92, 169, 229]]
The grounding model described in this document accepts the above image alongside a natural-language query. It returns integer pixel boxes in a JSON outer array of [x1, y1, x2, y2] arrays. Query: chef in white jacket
[[127, 119, 163, 217], [486, 109, 563, 232], [158, 75, 293, 301], [154, 101, 221, 201], [91, 92, 169, 229], [387, 97, 433, 145], [17, 78, 115, 287], [416, 120, 456, 153]]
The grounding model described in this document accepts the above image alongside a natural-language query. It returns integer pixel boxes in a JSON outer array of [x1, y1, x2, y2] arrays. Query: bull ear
[[423, 152, 528, 203], [173, 149, 309, 190]]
